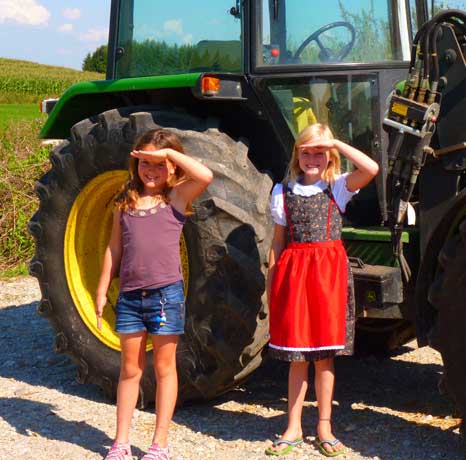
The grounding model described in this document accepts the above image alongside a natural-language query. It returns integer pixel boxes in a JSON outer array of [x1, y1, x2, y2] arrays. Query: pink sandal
[[141, 443, 170, 460]]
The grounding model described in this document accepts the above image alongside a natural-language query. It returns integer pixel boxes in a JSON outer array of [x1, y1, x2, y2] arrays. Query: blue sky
[[0, 0, 111, 70], [2, 0, 465, 72]]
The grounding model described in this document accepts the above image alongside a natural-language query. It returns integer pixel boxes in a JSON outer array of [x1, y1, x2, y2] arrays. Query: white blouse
[[270, 173, 358, 226]]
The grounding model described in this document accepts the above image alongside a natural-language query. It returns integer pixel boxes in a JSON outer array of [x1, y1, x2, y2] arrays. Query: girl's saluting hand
[[299, 138, 336, 151], [131, 149, 169, 161]]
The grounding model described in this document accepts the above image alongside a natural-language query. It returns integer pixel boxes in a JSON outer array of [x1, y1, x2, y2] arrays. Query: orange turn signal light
[[201, 76, 221, 96]]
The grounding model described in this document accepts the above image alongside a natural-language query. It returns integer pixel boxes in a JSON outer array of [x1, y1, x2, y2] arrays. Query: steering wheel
[[293, 21, 356, 63]]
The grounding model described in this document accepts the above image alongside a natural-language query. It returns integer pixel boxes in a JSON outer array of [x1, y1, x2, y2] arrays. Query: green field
[[0, 58, 102, 127], [0, 103, 45, 130]]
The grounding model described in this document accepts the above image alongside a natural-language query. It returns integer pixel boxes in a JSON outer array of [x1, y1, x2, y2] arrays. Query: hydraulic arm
[[383, 9, 466, 281]]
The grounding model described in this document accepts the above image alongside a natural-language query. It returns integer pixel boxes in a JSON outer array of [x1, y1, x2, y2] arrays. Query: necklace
[[128, 192, 168, 216], [128, 201, 167, 217]]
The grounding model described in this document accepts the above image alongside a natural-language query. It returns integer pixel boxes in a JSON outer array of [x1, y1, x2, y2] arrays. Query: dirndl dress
[[268, 184, 355, 362]]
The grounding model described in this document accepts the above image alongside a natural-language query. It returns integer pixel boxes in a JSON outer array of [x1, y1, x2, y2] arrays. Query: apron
[[269, 185, 354, 361]]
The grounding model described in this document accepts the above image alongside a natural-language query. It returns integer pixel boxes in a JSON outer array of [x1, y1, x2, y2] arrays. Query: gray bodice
[[284, 187, 343, 243]]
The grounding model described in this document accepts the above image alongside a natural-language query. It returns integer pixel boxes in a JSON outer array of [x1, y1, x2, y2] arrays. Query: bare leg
[[115, 331, 147, 443], [314, 357, 344, 454], [267, 361, 309, 453], [151, 335, 179, 448]]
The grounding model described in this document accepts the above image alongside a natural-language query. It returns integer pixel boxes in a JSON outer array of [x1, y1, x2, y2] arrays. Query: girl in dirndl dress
[[265, 123, 379, 457]]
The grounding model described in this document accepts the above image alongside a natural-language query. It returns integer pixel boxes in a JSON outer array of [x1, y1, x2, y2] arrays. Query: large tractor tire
[[29, 108, 273, 405], [428, 217, 466, 434]]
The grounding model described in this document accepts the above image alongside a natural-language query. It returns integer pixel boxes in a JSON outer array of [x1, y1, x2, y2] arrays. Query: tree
[[82, 45, 108, 74]]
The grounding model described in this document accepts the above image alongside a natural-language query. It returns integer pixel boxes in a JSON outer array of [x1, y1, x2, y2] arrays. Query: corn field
[[0, 58, 104, 103]]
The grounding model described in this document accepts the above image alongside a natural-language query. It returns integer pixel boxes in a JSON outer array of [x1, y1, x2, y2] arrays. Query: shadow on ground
[[0, 397, 133, 457], [0, 302, 105, 401], [1, 300, 464, 459], [173, 353, 465, 459]]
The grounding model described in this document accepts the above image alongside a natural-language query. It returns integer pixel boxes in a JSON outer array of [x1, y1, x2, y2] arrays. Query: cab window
[[260, 0, 412, 66], [116, 0, 242, 78]]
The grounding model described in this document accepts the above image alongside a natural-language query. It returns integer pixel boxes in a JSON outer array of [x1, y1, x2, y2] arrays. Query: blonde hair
[[284, 123, 341, 185], [115, 128, 193, 214]]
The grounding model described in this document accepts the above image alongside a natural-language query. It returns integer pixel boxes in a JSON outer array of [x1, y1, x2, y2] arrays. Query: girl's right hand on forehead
[[131, 149, 169, 161], [299, 138, 336, 151]]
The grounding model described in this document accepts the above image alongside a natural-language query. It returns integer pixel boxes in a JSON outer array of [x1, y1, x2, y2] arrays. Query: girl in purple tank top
[[96, 129, 213, 460]]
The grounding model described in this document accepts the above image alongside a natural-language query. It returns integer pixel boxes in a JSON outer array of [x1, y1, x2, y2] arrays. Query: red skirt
[[269, 240, 348, 353]]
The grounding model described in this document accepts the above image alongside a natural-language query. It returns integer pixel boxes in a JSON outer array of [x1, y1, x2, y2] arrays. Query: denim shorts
[[115, 280, 185, 335]]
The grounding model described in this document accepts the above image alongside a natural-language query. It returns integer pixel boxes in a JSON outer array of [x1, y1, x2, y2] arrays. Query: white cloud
[[183, 34, 193, 45], [79, 27, 108, 43], [62, 7, 81, 21], [163, 19, 193, 44], [0, 0, 50, 26], [164, 19, 183, 35], [58, 23, 73, 33]]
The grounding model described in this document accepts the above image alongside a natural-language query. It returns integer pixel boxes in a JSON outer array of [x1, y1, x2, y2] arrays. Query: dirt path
[[0, 276, 464, 460]]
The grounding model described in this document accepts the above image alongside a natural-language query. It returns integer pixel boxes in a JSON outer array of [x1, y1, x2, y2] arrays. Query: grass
[[0, 57, 102, 276], [0, 263, 28, 278], [0, 116, 50, 276], [0, 104, 46, 130]]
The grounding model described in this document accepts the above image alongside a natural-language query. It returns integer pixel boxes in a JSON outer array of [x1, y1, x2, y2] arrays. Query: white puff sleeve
[[270, 183, 287, 226], [332, 173, 359, 212]]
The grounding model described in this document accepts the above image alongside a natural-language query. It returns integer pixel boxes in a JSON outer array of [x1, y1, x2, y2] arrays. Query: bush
[[82, 45, 108, 74]]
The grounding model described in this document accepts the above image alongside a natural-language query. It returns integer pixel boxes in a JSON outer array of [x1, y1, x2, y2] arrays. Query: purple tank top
[[119, 203, 186, 292]]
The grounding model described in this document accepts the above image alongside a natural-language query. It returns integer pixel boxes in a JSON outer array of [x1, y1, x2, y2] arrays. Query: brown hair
[[284, 123, 341, 185], [115, 128, 193, 213]]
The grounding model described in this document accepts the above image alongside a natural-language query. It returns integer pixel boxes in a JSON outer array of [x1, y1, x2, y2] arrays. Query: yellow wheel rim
[[64, 170, 189, 351]]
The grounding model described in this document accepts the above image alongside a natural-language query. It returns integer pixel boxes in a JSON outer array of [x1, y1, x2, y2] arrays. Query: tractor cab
[[108, 1, 419, 194]]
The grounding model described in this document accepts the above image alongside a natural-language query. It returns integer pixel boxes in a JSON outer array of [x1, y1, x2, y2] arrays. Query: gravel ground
[[0, 276, 464, 460]]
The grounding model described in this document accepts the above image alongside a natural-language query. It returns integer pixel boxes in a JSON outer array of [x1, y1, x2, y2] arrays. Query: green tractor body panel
[[344, 228, 418, 266], [40, 73, 201, 139], [342, 227, 411, 244]]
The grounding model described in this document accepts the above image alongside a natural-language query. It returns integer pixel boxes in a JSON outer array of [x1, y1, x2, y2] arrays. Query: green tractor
[[30, 0, 465, 428]]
